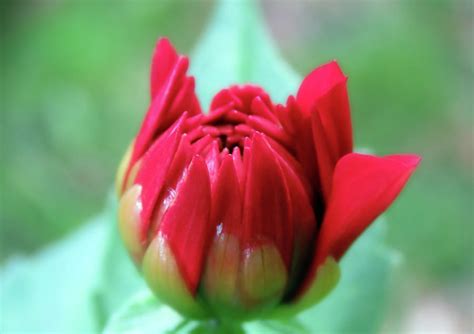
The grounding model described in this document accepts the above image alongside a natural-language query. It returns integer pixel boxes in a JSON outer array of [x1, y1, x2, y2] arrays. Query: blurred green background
[[1, 0, 472, 331]]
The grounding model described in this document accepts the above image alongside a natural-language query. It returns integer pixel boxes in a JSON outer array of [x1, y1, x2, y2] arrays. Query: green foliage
[[0, 195, 145, 332], [1, 0, 213, 260], [191, 0, 299, 108]]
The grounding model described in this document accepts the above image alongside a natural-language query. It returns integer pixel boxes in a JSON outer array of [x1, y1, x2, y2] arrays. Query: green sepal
[[142, 235, 210, 319], [268, 257, 341, 320]]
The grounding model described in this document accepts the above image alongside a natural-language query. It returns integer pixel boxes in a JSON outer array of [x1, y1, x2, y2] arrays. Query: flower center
[[184, 85, 290, 157]]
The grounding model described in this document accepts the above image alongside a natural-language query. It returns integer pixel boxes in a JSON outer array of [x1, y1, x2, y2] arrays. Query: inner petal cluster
[[183, 85, 292, 158]]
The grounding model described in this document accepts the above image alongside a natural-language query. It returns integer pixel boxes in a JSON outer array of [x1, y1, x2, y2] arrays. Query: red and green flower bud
[[116, 38, 420, 320]]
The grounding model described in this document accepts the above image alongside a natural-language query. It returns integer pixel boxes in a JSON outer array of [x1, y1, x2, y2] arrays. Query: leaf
[[0, 195, 145, 332], [190, 0, 299, 109], [104, 290, 246, 334], [103, 291, 195, 334], [0, 216, 108, 332], [91, 196, 147, 328]]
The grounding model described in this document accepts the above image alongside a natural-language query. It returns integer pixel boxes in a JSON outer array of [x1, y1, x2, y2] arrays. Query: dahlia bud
[[116, 38, 420, 320]]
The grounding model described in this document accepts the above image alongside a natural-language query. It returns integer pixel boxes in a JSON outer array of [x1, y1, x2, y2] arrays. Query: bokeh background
[[1, 0, 473, 332]]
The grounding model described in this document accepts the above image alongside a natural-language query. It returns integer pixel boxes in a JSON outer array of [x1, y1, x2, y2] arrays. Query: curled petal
[[295, 61, 353, 197], [296, 60, 347, 117], [311, 80, 352, 201], [301, 153, 420, 295]]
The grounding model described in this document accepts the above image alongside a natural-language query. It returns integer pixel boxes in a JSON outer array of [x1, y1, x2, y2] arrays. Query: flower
[[116, 38, 420, 320]]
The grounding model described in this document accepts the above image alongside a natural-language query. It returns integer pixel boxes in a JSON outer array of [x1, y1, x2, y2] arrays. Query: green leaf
[[190, 0, 299, 109], [104, 291, 245, 334], [0, 216, 108, 332], [91, 196, 147, 328], [0, 195, 145, 332], [103, 291, 194, 334]]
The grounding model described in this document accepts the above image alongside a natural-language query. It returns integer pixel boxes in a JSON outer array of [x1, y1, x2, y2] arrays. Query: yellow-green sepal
[[142, 234, 210, 320], [268, 257, 340, 320]]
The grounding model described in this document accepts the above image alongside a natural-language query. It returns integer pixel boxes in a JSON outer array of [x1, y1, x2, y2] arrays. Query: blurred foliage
[[1, 0, 213, 258], [1, 0, 472, 324]]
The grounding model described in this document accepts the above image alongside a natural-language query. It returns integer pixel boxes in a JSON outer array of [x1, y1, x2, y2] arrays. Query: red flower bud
[[116, 38, 420, 320]]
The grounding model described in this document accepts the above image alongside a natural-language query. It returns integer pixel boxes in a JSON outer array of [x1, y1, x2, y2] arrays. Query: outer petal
[[296, 61, 353, 201], [311, 80, 352, 201], [125, 39, 200, 186], [158, 156, 212, 294], [211, 155, 242, 236], [301, 153, 420, 295], [242, 133, 293, 268], [201, 155, 242, 311], [134, 116, 185, 238], [296, 60, 347, 117], [278, 97, 319, 190], [150, 37, 180, 99]]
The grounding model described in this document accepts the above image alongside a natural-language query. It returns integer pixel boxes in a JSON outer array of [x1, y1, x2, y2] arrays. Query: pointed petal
[[168, 76, 202, 117], [134, 116, 185, 237], [201, 156, 242, 310], [296, 61, 353, 200], [296, 60, 347, 117], [301, 153, 421, 295], [150, 38, 179, 99], [311, 78, 353, 201], [158, 156, 212, 294], [128, 39, 201, 181], [131, 56, 189, 165], [242, 134, 293, 268], [146, 134, 193, 240], [211, 155, 242, 236], [203, 140, 221, 183]]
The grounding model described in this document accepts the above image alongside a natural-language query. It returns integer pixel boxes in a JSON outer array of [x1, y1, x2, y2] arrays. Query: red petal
[[150, 38, 179, 99], [211, 155, 242, 237], [242, 133, 293, 268], [161, 134, 193, 190], [203, 139, 221, 183], [131, 56, 189, 164], [279, 97, 320, 191], [159, 156, 212, 294], [300, 153, 420, 294], [262, 137, 317, 299], [126, 39, 201, 187], [311, 111, 336, 201], [168, 76, 201, 118], [134, 116, 186, 237], [296, 61, 353, 200], [311, 79, 353, 201], [296, 60, 347, 117]]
